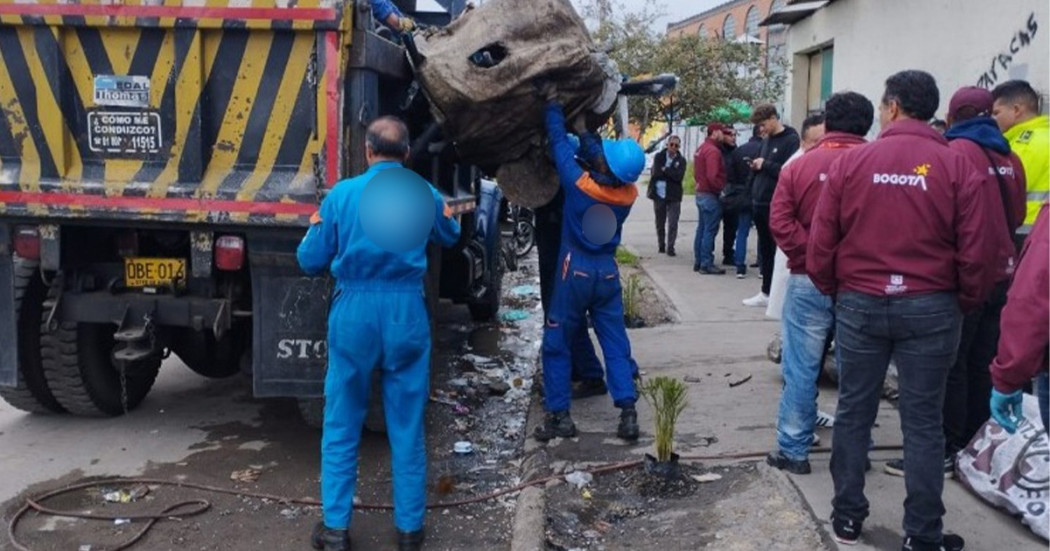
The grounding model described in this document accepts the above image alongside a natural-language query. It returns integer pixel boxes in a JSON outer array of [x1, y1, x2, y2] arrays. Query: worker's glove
[[399, 16, 416, 32], [990, 388, 1024, 434]]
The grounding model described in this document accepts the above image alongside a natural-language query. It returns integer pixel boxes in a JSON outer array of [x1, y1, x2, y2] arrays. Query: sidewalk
[[538, 193, 1045, 550]]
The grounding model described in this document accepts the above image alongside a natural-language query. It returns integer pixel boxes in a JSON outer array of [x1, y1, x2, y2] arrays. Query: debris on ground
[[692, 473, 723, 483], [564, 471, 594, 489], [500, 309, 530, 322], [101, 485, 150, 503], [684, 375, 702, 384], [229, 468, 261, 483], [728, 374, 753, 388]]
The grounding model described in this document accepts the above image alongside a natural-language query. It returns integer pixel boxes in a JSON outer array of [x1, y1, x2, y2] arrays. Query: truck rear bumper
[[56, 290, 232, 338]]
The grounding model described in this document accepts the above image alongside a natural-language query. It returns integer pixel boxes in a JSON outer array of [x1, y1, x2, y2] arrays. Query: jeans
[[753, 205, 775, 294], [831, 291, 962, 544], [776, 275, 835, 460], [733, 209, 752, 270], [653, 198, 681, 251], [722, 208, 738, 262], [693, 193, 722, 270], [943, 281, 1007, 454]]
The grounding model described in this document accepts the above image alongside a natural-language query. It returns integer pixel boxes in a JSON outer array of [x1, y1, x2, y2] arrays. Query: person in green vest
[[991, 80, 1049, 243]]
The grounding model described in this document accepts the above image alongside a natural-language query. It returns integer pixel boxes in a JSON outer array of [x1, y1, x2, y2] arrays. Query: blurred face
[[801, 123, 825, 151], [667, 138, 681, 156], [722, 130, 737, 147], [878, 98, 902, 128], [992, 99, 1025, 132]]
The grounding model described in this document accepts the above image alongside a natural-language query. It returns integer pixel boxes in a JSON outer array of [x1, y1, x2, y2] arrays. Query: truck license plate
[[124, 258, 186, 288]]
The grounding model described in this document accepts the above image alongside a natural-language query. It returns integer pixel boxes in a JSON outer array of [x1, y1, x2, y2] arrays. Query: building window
[[722, 14, 737, 41], [698, 24, 708, 39], [770, 0, 786, 15], [806, 45, 834, 113], [745, 6, 760, 38]]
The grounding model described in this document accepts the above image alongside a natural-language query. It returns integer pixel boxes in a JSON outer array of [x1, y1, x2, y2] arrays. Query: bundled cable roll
[[414, 0, 620, 207]]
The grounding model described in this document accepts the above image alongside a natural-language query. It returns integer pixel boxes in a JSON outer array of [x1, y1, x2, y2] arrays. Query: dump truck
[[0, 0, 505, 419]]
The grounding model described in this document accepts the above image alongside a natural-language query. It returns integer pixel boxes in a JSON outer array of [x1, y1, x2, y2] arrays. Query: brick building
[[667, 0, 786, 42]]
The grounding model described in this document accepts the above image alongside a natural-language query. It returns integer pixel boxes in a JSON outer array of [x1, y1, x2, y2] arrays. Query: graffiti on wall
[[977, 12, 1040, 88]]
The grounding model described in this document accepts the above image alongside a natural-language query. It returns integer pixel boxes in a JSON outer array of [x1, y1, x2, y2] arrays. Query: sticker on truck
[[93, 75, 151, 108], [87, 111, 163, 155]]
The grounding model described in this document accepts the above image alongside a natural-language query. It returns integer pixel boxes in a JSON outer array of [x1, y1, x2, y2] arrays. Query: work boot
[[571, 378, 608, 399], [534, 411, 576, 441], [617, 406, 640, 441], [311, 522, 351, 551], [398, 528, 426, 551]]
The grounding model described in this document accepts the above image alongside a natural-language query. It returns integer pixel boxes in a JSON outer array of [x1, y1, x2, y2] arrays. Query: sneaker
[[534, 411, 576, 441], [617, 407, 640, 441], [766, 451, 811, 474], [722, 258, 735, 266], [658, 244, 665, 253], [667, 248, 676, 257], [831, 514, 862, 545], [902, 534, 965, 551], [571, 378, 608, 399], [749, 261, 760, 268], [811, 433, 820, 447], [736, 266, 746, 279], [742, 293, 770, 307], [884, 457, 955, 478], [698, 265, 726, 275], [815, 410, 836, 428]]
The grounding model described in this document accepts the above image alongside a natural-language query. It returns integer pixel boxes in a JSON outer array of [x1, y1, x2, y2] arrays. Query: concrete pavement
[[549, 191, 1045, 550]]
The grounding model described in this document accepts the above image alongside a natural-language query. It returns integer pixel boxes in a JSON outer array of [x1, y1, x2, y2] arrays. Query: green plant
[[615, 246, 639, 267], [640, 376, 688, 462], [622, 272, 642, 322], [682, 162, 695, 195]]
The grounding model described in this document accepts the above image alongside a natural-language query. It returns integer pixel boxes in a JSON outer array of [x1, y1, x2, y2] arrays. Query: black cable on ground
[[7, 444, 905, 551]]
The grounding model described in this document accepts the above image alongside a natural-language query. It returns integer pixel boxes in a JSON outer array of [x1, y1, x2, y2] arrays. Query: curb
[[508, 385, 551, 551]]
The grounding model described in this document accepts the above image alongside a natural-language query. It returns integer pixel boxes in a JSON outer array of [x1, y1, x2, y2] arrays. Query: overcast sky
[[632, 0, 725, 30]]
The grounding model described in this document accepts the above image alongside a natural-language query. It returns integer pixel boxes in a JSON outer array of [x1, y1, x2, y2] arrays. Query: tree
[[574, 0, 787, 132]]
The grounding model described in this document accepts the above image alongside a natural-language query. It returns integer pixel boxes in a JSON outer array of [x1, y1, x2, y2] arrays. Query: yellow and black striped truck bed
[[0, 0, 351, 226]]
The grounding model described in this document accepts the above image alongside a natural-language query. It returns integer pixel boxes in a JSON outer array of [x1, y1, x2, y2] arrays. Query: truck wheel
[[173, 323, 249, 379], [42, 321, 161, 417], [468, 236, 504, 322], [0, 257, 64, 413]]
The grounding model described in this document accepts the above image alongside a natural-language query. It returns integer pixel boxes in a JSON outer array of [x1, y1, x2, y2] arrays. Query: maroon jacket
[[693, 137, 726, 195], [990, 203, 1049, 393], [771, 132, 867, 274], [806, 119, 997, 311], [947, 139, 1027, 283]]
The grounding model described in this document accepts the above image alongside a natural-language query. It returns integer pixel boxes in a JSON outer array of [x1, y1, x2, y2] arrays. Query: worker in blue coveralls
[[372, 0, 416, 32], [299, 116, 460, 551], [533, 85, 646, 442]]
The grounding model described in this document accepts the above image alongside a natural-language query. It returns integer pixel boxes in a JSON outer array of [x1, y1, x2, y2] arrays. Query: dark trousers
[[722, 208, 738, 263], [753, 205, 775, 295], [943, 280, 1008, 454], [653, 198, 681, 252], [831, 291, 962, 544]]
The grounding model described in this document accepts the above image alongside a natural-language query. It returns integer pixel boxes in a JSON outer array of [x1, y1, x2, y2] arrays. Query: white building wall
[[782, 0, 1049, 133]]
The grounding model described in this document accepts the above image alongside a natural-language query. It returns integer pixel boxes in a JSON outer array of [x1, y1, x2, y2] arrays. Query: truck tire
[[42, 320, 161, 417], [173, 322, 249, 379], [0, 257, 64, 413], [468, 234, 504, 322]]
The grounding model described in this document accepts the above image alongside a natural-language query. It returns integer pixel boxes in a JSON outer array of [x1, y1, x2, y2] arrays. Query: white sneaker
[[816, 410, 836, 428], [742, 293, 769, 307]]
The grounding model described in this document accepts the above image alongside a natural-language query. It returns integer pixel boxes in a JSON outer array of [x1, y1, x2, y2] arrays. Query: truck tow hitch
[[113, 308, 157, 363]]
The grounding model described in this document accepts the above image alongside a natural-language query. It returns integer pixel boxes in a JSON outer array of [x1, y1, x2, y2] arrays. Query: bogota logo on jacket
[[872, 163, 930, 191]]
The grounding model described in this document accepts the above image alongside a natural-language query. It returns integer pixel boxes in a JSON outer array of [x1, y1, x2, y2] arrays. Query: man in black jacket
[[743, 104, 799, 307], [720, 128, 738, 265], [724, 126, 764, 277], [647, 135, 688, 256]]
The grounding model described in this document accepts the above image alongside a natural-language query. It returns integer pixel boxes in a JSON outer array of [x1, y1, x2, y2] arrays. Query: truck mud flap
[[0, 225, 15, 386], [248, 234, 331, 398]]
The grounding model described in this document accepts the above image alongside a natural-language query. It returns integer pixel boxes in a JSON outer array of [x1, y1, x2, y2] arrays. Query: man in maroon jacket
[[989, 203, 1049, 434], [693, 122, 728, 274], [807, 70, 997, 551], [884, 86, 1028, 479], [766, 92, 874, 475]]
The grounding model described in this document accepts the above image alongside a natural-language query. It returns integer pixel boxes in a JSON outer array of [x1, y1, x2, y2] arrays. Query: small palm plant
[[640, 376, 688, 463], [622, 273, 642, 323]]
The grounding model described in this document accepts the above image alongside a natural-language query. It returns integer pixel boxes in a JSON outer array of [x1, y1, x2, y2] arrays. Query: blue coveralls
[[297, 160, 461, 533], [371, 0, 403, 24], [542, 103, 639, 413]]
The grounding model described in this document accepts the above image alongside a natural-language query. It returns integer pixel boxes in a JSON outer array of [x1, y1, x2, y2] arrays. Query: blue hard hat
[[602, 138, 645, 184]]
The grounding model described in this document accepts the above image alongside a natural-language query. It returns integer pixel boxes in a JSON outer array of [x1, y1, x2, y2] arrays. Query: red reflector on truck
[[215, 235, 245, 271], [13, 226, 40, 260]]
